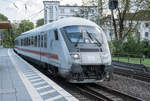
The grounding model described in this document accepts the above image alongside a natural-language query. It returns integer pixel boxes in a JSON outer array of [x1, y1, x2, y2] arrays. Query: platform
[[0, 48, 78, 101]]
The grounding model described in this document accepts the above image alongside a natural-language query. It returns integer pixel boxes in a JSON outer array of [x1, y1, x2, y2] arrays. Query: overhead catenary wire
[[11, 1, 44, 22]]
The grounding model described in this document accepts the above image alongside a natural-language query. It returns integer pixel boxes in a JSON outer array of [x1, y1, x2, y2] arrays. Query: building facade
[[43, 1, 98, 24]]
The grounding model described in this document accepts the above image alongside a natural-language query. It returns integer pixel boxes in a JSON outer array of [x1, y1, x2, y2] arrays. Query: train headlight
[[73, 54, 79, 59], [71, 54, 80, 59], [85, 38, 90, 43]]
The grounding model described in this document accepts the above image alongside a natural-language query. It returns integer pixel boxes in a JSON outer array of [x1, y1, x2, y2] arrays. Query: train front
[[60, 25, 113, 83]]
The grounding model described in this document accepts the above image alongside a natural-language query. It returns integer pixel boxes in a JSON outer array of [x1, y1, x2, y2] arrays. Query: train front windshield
[[61, 26, 103, 45]]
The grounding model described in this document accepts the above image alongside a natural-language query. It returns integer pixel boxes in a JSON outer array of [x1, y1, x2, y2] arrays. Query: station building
[[43, 1, 98, 24]]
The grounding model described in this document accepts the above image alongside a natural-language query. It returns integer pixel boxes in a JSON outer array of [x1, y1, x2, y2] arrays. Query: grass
[[112, 57, 150, 68]]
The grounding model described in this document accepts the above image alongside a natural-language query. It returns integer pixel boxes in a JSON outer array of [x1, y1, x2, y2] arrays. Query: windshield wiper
[[86, 31, 102, 47]]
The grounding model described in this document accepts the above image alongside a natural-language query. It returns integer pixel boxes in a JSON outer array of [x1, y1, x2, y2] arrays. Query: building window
[[145, 23, 149, 27], [70, 9, 74, 13], [49, 6, 53, 19], [145, 32, 149, 37], [49, 6, 53, 12], [89, 9, 94, 13], [60, 8, 64, 13]]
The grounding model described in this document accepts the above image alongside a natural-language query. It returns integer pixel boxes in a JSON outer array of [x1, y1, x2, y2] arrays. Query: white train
[[14, 17, 113, 83]]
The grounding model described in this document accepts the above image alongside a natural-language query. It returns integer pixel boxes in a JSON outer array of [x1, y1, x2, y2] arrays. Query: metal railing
[[112, 53, 150, 67]]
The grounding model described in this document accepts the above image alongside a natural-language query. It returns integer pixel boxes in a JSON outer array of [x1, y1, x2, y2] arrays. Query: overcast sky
[[0, 0, 82, 23]]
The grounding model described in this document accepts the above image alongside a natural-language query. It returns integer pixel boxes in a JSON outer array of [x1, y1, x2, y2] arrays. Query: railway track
[[114, 67, 150, 83], [76, 83, 143, 101], [22, 57, 145, 101]]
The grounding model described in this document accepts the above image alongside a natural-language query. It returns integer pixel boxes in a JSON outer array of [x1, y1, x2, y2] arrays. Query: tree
[[0, 13, 8, 21], [109, 0, 150, 54], [36, 18, 44, 27], [111, 0, 150, 41], [18, 20, 34, 33], [0, 13, 10, 47]]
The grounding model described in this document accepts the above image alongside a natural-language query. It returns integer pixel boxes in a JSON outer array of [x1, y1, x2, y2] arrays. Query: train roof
[[16, 17, 100, 39]]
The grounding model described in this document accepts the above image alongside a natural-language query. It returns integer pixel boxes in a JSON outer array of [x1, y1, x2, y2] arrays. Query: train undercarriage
[[68, 65, 113, 83]]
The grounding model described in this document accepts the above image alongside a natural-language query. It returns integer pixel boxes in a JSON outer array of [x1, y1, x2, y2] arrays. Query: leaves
[[112, 35, 150, 57], [18, 20, 34, 33], [0, 13, 8, 21], [36, 18, 44, 27]]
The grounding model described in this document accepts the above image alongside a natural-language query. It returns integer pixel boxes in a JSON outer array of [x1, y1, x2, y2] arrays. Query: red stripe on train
[[16, 47, 58, 60]]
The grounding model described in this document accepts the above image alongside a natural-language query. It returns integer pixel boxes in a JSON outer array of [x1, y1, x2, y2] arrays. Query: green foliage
[[112, 39, 124, 54], [112, 57, 150, 67], [0, 13, 10, 47], [18, 20, 34, 33], [0, 13, 34, 48], [2, 29, 14, 48], [36, 18, 44, 27], [0, 13, 8, 21], [112, 34, 150, 57]]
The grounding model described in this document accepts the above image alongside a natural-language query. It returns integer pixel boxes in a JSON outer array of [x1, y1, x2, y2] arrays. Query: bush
[[112, 35, 150, 58]]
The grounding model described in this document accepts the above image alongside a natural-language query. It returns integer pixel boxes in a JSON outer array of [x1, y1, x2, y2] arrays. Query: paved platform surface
[[0, 48, 78, 101]]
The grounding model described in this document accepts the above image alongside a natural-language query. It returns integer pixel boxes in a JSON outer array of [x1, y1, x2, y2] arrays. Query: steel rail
[[87, 83, 144, 101], [114, 67, 150, 83]]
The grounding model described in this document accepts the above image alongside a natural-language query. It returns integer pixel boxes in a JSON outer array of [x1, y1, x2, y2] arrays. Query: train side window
[[26, 38, 28, 46], [33, 36, 34, 46], [21, 39, 22, 46], [27, 38, 28, 46], [54, 29, 59, 40], [25, 38, 27, 46], [28, 37, 30, 46], [41, 35, 43, 48], [38, 35, 40, 47], [23, 38, 25, 46], [22, 39, 24, 46], [34, 36, 37, 47], [31, 36, 33, 46], [44, 34, 47, 48], [24, 38, 26, 46]]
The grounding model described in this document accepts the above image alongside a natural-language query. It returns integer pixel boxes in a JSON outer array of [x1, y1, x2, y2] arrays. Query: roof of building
[[0, 21, 11, 29], [124, 10, 150, 21]]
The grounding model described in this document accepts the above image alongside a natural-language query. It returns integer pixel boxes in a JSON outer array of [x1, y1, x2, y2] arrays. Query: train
[[14, 17, 113, 83]]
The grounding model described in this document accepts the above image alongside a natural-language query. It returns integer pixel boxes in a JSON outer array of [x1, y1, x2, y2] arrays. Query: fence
[[112, 53, 150, 68]]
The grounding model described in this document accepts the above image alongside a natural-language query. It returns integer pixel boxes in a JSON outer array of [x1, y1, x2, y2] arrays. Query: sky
[[0, 0, 82, 23]]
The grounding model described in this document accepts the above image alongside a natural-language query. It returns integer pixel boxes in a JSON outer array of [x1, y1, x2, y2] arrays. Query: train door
[[37, 34, 41, 62], [48, 29, 60, 67], [40, 32, 48, 63]]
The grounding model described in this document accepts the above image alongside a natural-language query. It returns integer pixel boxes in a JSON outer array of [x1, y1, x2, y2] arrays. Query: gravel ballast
[[98, 74, 150, 101]]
